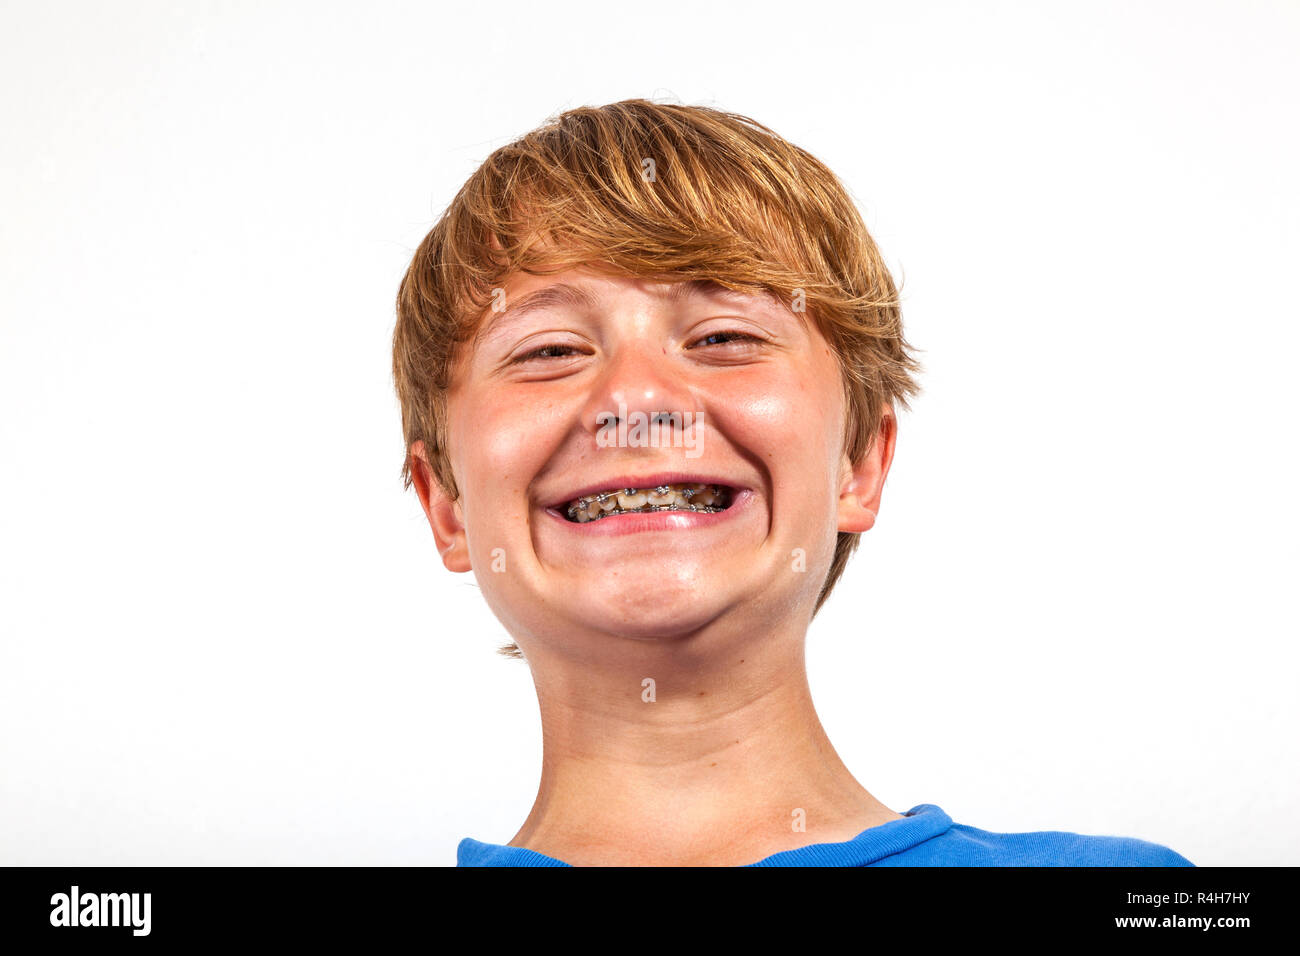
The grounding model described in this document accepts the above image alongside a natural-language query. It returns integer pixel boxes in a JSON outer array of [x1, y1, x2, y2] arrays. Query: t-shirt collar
[[457, 804, 953, 867]]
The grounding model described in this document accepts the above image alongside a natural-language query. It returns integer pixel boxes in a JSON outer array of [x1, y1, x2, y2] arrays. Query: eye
[[691, 330, 766, 348], [509, 330, 765, 364], [512, 343, 585, 363]]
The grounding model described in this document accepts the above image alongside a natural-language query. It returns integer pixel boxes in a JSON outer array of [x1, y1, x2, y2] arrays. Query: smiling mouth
[[564, 483, 734, 523]]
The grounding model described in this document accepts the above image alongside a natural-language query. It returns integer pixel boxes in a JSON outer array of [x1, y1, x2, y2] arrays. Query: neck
[[507, 627, 899, 866]]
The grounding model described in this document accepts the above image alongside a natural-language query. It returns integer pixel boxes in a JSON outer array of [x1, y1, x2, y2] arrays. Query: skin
[[409, 263, 902, 866]]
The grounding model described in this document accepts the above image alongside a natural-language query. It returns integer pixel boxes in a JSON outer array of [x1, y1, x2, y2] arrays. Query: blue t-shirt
[[457, 803, 1194, 866]]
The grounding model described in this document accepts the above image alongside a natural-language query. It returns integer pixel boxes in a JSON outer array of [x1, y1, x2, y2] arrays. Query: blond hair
[[393, 99, 922, 658]]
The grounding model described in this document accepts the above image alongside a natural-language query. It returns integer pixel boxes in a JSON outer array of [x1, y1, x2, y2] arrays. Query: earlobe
[[409, 441, 473, 573], [836, 478, 879, 534], [835, 409, 897, 535]]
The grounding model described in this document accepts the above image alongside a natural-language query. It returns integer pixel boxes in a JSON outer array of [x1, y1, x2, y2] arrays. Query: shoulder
[[878, 815, 1194, 867]]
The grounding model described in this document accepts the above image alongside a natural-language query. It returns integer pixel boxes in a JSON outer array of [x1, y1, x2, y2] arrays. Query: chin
[[570, 587, 739, 646]]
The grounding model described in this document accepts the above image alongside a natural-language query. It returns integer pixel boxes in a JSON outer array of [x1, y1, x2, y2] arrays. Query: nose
[[578, 338, 699, 446]]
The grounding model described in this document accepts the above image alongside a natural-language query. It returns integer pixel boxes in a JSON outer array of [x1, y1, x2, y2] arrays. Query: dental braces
[[565, 485, 726, 522]]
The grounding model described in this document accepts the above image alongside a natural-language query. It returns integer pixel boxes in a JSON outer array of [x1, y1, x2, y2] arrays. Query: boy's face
[[411, 264, 893, 652]]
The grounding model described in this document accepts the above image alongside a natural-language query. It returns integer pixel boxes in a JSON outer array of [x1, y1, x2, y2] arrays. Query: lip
[[544, 488, 756, 535], [544, 473, 746, 512]]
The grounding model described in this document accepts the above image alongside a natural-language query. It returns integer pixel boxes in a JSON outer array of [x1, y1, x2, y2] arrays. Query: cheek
[[723, 366, 840, 460], [448, 397, 548, 565], [450, 390, 568, 491]]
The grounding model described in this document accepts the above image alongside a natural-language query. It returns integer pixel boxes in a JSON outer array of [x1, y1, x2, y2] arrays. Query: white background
[[2, 0, 1296, 866]]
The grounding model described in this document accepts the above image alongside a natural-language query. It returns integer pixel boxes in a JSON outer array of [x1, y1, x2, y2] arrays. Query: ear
[[409, 441, 472, 573], [836, 406, 898, 534]]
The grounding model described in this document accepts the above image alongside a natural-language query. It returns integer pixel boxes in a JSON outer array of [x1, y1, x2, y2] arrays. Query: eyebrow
[[479, 282, 601, 341], [474, 278, 737, 345]]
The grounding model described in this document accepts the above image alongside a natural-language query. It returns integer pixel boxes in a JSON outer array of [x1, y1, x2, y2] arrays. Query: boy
[[392, 99, 1193, 867]]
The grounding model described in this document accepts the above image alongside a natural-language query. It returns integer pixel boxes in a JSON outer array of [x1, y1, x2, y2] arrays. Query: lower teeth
[[564, 486, 732, 523], [570, 503, 725, 523]]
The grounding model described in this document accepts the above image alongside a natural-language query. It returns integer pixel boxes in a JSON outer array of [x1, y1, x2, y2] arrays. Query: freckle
[[698, 690, 706, 696], [710, 762, 717, 767]]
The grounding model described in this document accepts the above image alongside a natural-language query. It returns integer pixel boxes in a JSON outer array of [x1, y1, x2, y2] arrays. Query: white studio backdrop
[[1, 0, 1295, 866]]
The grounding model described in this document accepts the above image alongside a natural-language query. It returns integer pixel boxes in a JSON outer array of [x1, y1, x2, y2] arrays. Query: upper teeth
[[565, 483, 729, 522]]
